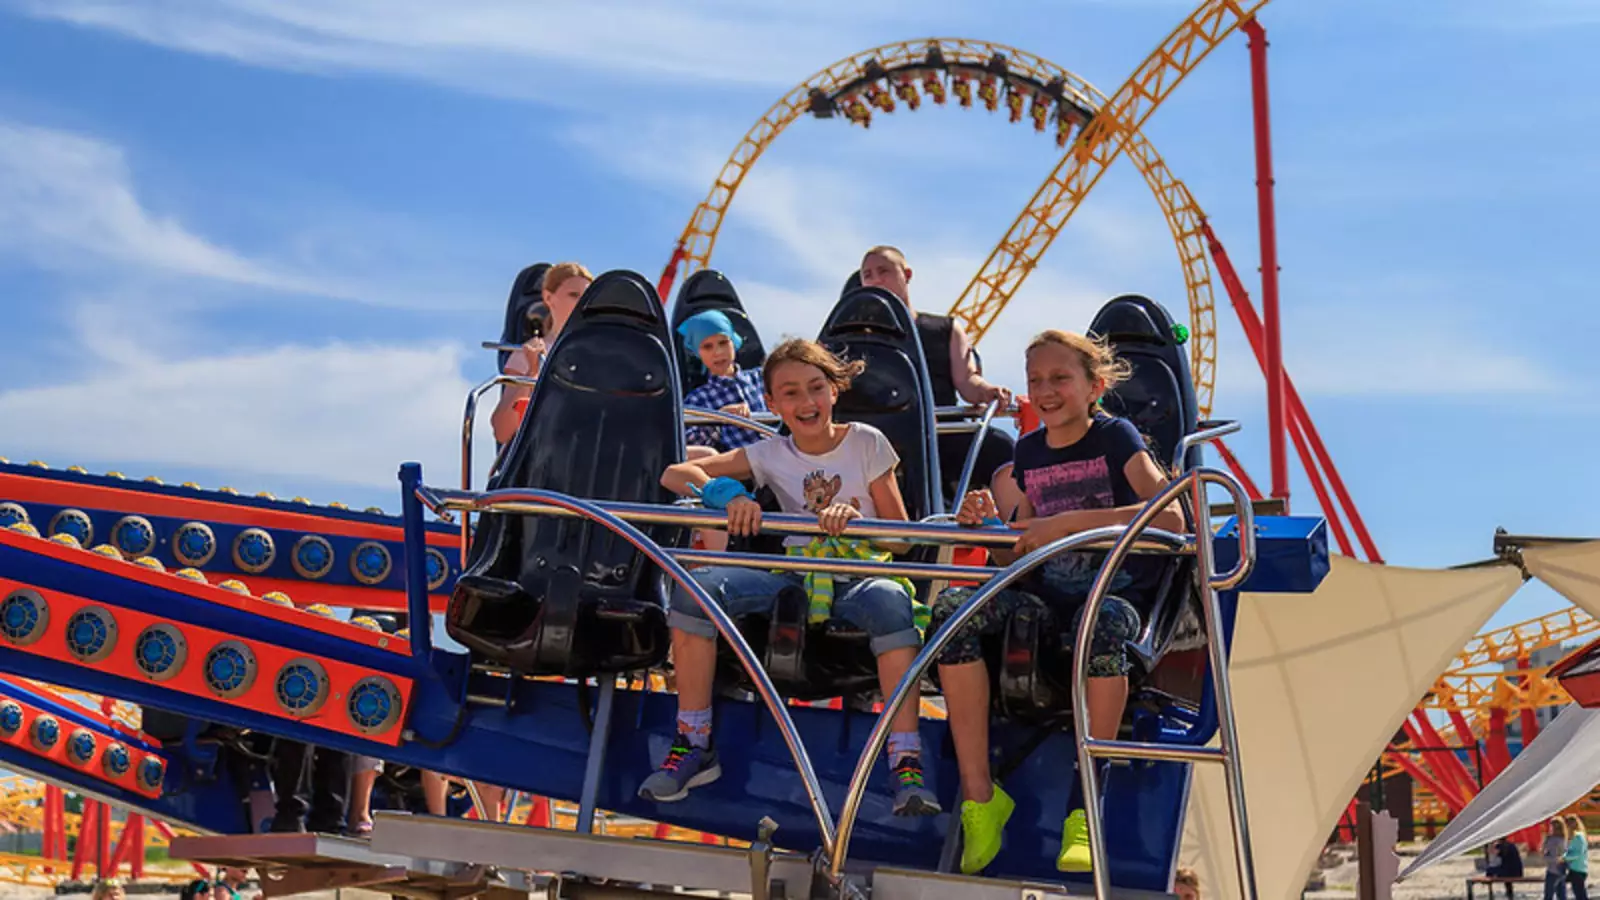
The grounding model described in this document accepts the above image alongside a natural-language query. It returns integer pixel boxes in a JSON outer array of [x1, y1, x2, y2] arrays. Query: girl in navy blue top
[[928, 329, 1186, 876]]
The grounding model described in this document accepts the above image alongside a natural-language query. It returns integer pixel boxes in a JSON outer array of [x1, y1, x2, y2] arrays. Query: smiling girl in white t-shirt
[[637, 338, 938, 819]]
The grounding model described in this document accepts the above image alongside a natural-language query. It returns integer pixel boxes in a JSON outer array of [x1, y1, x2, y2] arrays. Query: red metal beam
[[1243, 17, 1289, 510], [1212, 438, 1263, 501], [1202, 220, 1385, 562], [1405, 716, 1478, 809], [657, 244, 686, 305], [1289, 413, 1354, 556]]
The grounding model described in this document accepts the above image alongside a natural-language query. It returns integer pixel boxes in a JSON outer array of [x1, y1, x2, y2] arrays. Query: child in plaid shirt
[[678, 310, 768, 454]]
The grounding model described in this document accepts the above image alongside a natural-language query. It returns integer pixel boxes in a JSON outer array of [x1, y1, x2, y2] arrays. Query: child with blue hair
[[678, 310, 768, 454]]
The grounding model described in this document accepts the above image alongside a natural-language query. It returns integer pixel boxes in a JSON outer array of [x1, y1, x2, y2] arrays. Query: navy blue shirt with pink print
[[1011, 413, 1160, 603]]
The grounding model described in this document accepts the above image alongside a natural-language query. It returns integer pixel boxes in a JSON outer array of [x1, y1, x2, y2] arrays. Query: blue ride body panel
[[0, 506, 1326, 887]]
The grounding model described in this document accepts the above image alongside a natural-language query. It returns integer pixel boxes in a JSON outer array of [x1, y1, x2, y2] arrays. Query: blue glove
[[693, 477, 755, 511]]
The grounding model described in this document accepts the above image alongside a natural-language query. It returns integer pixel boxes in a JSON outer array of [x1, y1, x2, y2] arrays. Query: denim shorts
[[668, 565, 922, 655]]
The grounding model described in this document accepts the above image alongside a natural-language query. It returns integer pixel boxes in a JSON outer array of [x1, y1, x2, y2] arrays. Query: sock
[[887, 731, 921, 767], [1066, 759, 1111, 814], [677, 708, 712, 750]]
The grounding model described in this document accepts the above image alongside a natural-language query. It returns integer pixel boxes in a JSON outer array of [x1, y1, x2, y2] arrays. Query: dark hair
[[761, 338, 865, 394]]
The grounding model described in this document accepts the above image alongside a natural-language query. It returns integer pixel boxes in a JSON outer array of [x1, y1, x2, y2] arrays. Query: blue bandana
[[676, 310, 744, 357]]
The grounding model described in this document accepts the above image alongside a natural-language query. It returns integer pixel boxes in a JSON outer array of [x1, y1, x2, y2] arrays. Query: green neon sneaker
[[958, 784, 1014, 875], [1057, 808, 1093, 873]]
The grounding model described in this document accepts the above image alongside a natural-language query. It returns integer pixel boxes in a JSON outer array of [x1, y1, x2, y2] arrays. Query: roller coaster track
[[668, 38, 1222, 416]]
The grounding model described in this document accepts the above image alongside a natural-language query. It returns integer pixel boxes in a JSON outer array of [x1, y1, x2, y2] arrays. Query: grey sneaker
[[638, 734, 722, 803], [891, 756, 941, 816]]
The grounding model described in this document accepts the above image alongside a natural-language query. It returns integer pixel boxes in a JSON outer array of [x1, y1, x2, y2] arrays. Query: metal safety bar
[[951, 399, 1001, 503], [676, 548, 1004, 582], [458, 373, 539, 564], [1173, 420, 1243, 475], [684, 408, 781, 438], [412, 484, 841, 861], [421, 487, 1195, 555], [826, 523, 1192, 882], [1071, 467, 1258, 900], [742, 405, 1016, 436]]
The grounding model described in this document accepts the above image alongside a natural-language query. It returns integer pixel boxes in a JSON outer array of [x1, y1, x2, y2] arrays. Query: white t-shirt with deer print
[[743, 422, 900, 548]]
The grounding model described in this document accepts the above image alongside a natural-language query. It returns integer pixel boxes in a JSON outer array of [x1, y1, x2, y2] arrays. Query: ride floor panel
[[168, 832, 550, 900], [367, 812, 1178, 900]]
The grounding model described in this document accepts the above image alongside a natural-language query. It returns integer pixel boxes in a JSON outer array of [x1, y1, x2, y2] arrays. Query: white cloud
[[10, 0, 936, 102], [0, 120, 333, 294], [1209, 279, 1564, 403], [0, 313, 492, 492], [0, 117, 515, 312]]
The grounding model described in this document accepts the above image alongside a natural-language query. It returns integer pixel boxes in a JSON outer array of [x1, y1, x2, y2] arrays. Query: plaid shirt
[[684, 367, 768, 451]]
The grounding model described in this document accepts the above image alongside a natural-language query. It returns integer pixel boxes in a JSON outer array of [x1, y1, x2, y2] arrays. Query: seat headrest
[[498, 262, 553, 370], [678, 269, 742, 308], [823, 286, 910, 339], [1089, 293, 1177, 347], [514, 263, 550, 299], [576, 270, 664, 324], [840, 270, 863, 300]]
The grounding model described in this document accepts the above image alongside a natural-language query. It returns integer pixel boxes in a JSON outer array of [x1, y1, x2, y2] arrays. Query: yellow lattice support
[[1446, 605, 1598, 674], [674, 38, 1222, 416], [950, 2, 1275, 408]]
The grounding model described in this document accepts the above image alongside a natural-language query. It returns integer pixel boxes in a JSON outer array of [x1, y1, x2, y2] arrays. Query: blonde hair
[[1026, 329, 1133, 413], [762, 338, 865, 394], [543, 261, 593, 296], [1567, 814, 1587, 836], [92, 879, 125, 900], [862, 245, 908, 270], [1553, 818, 1570, 840]]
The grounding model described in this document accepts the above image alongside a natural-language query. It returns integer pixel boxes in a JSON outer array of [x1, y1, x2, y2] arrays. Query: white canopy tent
[[1177, 556, 1524, 900], [1395, 539, 1600, 880]]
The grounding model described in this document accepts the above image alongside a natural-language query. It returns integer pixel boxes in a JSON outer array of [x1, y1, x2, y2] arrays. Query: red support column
[[149, 820, 208, 877], [657, 244, 686, 305], [42, 786, 65, 872], [1212, 438, 1263, 501], [1203, 221, 1385, 562], [1403, 717, 1478, 808], [1243, 17, 1289, 510], [1289, 415, 1355, 556], [129, 815, 146, 880], [1388, 752, 1467, 814]]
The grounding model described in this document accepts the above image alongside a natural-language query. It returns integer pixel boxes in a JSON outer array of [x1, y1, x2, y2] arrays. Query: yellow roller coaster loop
[[950, 1, 1276, 410], [671, 37, 1222, 417]]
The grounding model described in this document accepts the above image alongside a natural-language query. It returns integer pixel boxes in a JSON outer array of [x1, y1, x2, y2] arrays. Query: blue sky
[[0, 0, 1594, 635]]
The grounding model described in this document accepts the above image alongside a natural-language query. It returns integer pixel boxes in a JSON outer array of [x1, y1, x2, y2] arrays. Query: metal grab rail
[[683, 408, 781, 439], [424, 487, 1196, 555], [1173, 419, 1242, 474], [825, 522, 1192, 881], [675, 548, 1004, 582], [1071, 467, 1255, 900], [459, 374, 540, 564], [428, 485, 841, 857], [951, 399, 1000, 504]]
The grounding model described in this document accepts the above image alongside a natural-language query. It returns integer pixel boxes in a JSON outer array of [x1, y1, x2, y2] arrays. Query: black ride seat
[[715, 286, 945, 702], [668, 269, 767, 397], [496, 263, 551, 373], [992, 294, 1202, 724], [447, 270, 687, 677]]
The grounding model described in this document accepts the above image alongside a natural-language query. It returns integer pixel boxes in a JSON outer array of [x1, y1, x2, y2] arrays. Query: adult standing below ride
[[490, 262, 594, 446], [1544, 819, 1570, 900], [1566, 816, 1590, 900], [858, 246, 1017, 500]]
